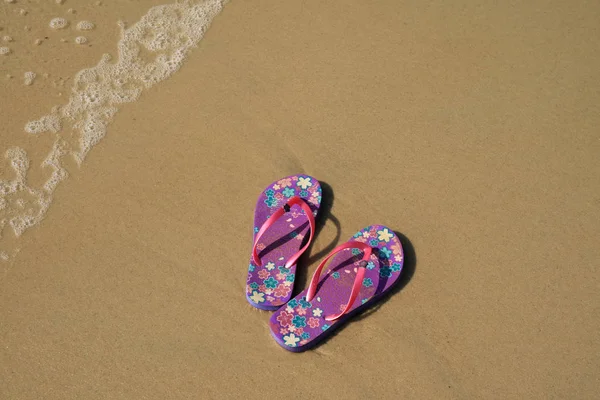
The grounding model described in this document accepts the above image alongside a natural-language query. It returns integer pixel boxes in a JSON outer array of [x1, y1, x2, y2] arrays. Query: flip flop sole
[[246, 175, 321, 310], [269, 225, 403, 350]]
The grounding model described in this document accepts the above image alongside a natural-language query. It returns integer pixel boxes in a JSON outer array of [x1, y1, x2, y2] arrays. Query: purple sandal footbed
[[269, 225, 403, 351], [245, 175, 322, 310]]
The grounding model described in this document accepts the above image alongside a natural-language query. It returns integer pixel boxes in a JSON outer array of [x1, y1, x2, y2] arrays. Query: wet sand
[[1, 1, 599, 398]]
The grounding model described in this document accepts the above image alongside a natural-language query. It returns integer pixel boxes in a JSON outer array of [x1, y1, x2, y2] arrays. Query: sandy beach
[[1, 0, 599, 398]]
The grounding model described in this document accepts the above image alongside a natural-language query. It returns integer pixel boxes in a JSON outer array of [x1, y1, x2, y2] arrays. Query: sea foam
[[0, 0, 227, 260]]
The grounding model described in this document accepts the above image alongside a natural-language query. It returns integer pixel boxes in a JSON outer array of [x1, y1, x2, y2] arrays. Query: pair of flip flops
[[245, 175, 403, 352]]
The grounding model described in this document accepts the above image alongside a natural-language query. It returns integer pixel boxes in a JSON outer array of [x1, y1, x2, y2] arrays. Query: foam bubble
[[76, 21, 95, 31], [75, 36, 87, 45], [0, 148, 51, 239], [10, 215, 38, 237], [4, 0, 16, 4], [5, 147, 29, 181], [19, 9, 27, 16], [24, 71, 36, 85], [56, 0, 65, 4], [41, 140, 69, 193], [49, 18, 68, 30], [25, 115, 61, 135], [0, 47, 10, 55], [2, 36, 12, 42]]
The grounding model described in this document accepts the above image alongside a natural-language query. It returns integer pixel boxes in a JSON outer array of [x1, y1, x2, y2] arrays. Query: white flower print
[[249, 291, 265, 303], [265, 262, 276, 271], [377, 228, 394, 243], [312, 308, 323, 317], [297, 177, 312, 189], [284, 333, 301, 347]]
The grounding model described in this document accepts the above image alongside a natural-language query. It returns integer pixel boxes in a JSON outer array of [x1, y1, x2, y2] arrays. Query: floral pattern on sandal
[[246, 175, 322, 310], [269, 225, 403, 351]]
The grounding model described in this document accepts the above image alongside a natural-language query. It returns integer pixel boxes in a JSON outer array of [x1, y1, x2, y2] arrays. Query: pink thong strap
[[251, 196, 316, 270], [306, 241, 372, 321]]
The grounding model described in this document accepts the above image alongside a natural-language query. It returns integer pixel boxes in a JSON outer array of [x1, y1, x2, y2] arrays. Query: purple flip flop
[[269, 225, 403, 351], [245, 175, 322, 310]]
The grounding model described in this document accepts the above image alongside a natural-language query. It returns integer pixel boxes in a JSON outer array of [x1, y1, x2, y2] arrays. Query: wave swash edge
[[0, 0, 227, 261]]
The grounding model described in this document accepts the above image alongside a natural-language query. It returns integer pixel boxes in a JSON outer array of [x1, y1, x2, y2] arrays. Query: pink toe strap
[[305, 241, 372, 321], [251, 196, 316, 269]]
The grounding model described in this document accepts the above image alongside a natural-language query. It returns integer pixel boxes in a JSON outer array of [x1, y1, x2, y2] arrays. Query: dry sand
[[1, 0, 599, 398]]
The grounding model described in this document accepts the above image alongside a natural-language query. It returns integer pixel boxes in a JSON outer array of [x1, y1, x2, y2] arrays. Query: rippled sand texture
[[0, 0, 226, 259]]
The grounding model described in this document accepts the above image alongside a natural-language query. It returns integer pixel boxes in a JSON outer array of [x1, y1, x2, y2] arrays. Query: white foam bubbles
[[5, 147, 29, 182], [76, 21, 95, 31], [25, 115, 62, 135], [49, 18, 68, 30], [75, 36, 87, 45], [1, 0, 228, 259], [24, 71, 36, 85], [10, 215, 37, 237], [41, 140, 69, 193], [1, 148, 52, 239], [0, 47, 10, 55]]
